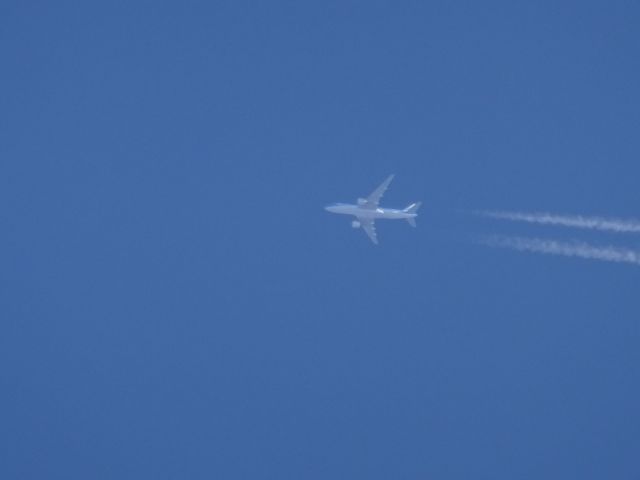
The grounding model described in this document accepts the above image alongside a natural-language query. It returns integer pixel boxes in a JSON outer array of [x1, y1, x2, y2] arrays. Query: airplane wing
[[364, 174, 394, 208], [360, 218, 378, 244]]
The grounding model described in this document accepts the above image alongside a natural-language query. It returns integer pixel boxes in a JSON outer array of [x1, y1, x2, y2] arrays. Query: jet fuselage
[[325, 203, 416, 221]]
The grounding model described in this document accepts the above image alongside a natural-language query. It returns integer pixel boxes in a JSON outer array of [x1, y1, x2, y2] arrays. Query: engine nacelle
[[357, 198, 367, 206], [351, 220, 361, 228]]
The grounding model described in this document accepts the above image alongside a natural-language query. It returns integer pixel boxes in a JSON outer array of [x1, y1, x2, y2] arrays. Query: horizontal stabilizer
[[406, 217, 417, 227], [404, 202, 422, 214]]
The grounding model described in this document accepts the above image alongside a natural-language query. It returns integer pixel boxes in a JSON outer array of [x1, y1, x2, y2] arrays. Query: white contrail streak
[[478, 235, 640, 266], [476, 211, 640, 234]]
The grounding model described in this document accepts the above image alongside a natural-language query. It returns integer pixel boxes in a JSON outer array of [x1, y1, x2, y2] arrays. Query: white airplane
[[325, 174, 421, 244]]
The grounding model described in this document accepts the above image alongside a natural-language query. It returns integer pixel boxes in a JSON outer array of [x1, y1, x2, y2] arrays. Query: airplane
[[325, 174, 421, 244]]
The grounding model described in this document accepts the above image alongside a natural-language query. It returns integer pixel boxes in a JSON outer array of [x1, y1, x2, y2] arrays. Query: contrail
[[478, 235, 640, 266], [476, 210, 640, 234]]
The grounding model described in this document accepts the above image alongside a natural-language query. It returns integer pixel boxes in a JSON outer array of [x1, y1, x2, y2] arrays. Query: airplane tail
[[404, 202, 421, 227], [404, 202, 421, 214]]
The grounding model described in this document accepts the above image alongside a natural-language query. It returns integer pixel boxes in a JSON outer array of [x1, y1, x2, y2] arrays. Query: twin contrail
[[476, 210, 640, 234], [478, 235, 640, 267], [474, 210, 640, 267]]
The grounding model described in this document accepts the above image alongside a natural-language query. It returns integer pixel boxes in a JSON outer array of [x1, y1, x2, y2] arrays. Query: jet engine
[[351, 220, 361, 228], [357, 198, 367, 206]]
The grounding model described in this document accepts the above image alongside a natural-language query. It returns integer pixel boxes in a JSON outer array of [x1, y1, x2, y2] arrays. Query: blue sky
[[2, 1, 640, 478]]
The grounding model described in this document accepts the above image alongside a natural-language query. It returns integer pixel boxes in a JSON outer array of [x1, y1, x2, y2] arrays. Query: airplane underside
[[325, 175, 421, 244]]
